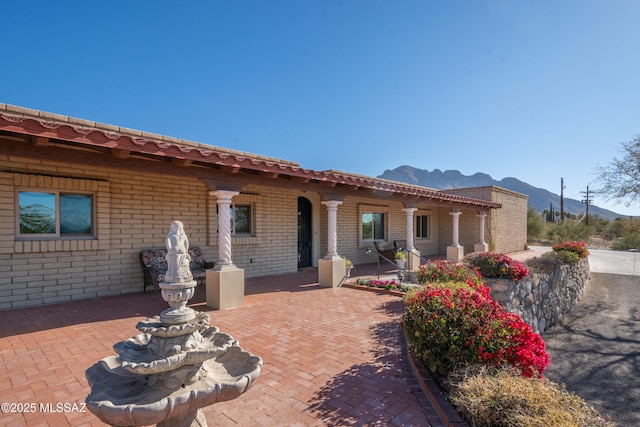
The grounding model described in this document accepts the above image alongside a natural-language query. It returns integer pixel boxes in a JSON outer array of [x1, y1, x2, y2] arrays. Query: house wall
[[0, 155, 304, 310]]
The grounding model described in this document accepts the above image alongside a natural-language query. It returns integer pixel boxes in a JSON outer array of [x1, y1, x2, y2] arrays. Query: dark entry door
[[297, 197, 312, 268]]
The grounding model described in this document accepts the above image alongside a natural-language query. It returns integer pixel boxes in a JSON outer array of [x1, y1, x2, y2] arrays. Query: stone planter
[[484, 258, 590, 334]]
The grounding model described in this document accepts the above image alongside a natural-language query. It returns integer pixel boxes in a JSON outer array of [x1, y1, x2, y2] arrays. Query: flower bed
[[348, 278, 413, 294]]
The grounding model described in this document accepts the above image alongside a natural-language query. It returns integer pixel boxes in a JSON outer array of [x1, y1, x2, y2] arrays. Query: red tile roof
[[0, 103, 501, 209]]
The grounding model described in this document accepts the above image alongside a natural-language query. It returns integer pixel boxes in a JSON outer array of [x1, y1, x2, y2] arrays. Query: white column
[[474, 210, 489, 253], [477, 211, 487, 244], [321, 200, 342, 260], [402, 208, 417, 251], [450, 209, 461, 247], [211, 190, 239, 266]]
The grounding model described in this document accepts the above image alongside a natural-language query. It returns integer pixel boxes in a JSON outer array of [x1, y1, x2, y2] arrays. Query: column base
[[447, 246, 464, 262], [474, 243, 489, 253], [407, 250, 421, 271], [206, 266, 245, 310], [318, 257, 346, 288]]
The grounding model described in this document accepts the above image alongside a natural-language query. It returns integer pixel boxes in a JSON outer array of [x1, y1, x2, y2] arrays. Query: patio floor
[[0, 262, 454, 427]]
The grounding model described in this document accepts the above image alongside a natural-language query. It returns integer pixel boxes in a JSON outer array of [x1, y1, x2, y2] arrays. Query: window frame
[[16, 189, 96, 240]]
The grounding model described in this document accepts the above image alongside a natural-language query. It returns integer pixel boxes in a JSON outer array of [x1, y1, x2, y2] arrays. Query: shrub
[[464, 252, 529, 282], [546, 221, 593, 243], [552, 241, 589, 259], [447, 365, 615, 427], [610, 231, 640, 251], [549, 250, 580, 264], [416, 260, 483, 287], [403, 284, 549, 378]]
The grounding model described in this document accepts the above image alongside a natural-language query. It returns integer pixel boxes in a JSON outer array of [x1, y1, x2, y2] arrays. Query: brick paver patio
[[0, 265, 449, 426]]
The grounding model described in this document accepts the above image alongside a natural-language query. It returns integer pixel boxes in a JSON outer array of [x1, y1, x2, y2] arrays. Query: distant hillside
[[379, 165, 628, 221]]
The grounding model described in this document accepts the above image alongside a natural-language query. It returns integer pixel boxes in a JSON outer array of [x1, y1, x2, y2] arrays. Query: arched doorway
[[297, 197, 312, 268]]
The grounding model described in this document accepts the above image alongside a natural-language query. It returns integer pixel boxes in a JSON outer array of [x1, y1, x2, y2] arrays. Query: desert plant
[[546, 220, 593, 243], [610, 231, 640, 251], [464, 252, 529, 282], [447, 365, 615, 427], [527, 207, 546, 240]]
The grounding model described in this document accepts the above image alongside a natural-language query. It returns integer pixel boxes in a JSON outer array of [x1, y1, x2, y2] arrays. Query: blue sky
[[2, 1, 639, 215]]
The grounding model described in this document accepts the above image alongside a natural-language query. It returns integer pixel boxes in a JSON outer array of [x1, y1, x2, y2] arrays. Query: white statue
[[164, 220, 193, 283]]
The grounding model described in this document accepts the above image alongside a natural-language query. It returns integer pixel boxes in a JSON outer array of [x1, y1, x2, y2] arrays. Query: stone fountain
[[86, 221, 262, 427]]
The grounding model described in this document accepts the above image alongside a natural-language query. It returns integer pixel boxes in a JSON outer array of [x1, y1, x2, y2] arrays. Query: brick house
[[0, 104, 527, 310]]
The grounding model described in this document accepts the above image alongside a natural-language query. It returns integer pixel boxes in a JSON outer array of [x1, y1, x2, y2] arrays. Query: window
[[231, 204, 252, 235], [218, 203, 253, 235], [416, 214, 429, 239], [362, 212, 385, 240], [18, 191, 93, 238]]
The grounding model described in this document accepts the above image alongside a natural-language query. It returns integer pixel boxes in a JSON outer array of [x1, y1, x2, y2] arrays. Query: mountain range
[[378, 165, 629, 221]]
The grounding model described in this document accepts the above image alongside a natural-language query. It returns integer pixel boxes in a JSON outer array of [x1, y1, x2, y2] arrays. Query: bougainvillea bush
[[415, 260, 483, 287], [403, 283, 549, 378], [552, 241, 590, 259], [464, 252, 529, 282]]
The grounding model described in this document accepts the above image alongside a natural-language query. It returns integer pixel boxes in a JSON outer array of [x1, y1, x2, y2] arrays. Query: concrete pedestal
[[447, 245, 464, 262], [407, 250, 421, 271], [406, 250, 421, 283], [318, 257, 346, 288], [206, 265, 245, 310], [474, 243, 489, 253]]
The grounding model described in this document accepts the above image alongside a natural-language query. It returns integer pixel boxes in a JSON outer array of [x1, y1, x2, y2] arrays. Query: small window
[[218, 203, 254, 236], [362, 212, 385, 240], [232, 204, 252, 235], [416, 215, 429, 239], [18, 191, 93, 237]]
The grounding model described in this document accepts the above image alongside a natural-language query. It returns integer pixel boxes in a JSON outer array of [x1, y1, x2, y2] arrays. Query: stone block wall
[[485, 258, 590, 333]]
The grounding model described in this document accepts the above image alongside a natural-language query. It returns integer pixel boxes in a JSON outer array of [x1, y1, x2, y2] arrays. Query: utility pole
[[581, 185, 592, 226], [560, 177, 565, 223]]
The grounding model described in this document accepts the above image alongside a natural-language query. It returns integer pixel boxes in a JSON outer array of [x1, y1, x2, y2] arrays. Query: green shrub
[[610, 231, 640, 251], [550, 250, 580, 264], [464, 252, 529, 282], [447, 365, 615, 427], [527, 207, 546, 240], [546, 221, 593, 243]]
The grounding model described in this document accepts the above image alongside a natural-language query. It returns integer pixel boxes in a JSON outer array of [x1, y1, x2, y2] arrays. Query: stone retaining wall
[[485, 258, 590, 333]]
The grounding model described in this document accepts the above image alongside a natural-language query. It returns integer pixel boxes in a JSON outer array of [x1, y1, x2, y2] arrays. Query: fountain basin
[[86, 345, 262, 426]]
